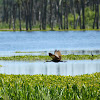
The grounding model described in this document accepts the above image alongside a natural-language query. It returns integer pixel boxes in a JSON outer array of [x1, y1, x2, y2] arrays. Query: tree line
[[1, 0, 100, 31]]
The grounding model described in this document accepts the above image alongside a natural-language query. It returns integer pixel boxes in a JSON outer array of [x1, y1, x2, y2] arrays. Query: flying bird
[[49, 50, 61, 62]]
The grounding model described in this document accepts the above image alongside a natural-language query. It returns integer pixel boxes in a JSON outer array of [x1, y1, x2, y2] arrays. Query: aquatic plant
[[15, 51, 40, 53], [0, 72, 99, 99], [0, 65, 2, 67], [0, 55, 100, 61]]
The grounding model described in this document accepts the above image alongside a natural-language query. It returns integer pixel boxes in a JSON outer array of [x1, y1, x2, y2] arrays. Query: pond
[[0, 60, 100, 76], [0, 31, 100, 52], [0, 31, 100, 76]]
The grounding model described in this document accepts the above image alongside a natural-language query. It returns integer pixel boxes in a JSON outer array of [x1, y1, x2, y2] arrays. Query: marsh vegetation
[[0, 72, 100, 99], [0, 55, 100, 61], [0, 0, 100, 98]]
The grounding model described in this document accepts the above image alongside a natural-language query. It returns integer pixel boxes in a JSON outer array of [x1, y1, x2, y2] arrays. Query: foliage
[[85, 7, 95, 28], [0, 72, 100, 99], [0, 55, 100, 61], [0, 0, 100, 30]]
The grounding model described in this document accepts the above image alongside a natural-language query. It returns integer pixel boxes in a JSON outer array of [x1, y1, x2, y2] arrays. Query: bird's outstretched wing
[[49, 50, 61, 62], [54, 50, 61, 60]]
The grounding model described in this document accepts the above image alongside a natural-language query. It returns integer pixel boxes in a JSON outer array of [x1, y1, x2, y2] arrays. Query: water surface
[[0, 31, 100, 52], [0, 31, 100, 76], [0, 60, 100, 76]]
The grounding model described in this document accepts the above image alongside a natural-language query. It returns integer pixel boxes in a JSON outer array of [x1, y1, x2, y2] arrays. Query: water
[[0, 50, 100, 57], [0, 31, 100, 52], [0, 31, 100, 76], [0, 60, 100, 76]]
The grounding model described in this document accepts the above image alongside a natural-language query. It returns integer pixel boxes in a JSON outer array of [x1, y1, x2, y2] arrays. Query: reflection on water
[[0, 51, 42, 57], [0, 60, 100, 76], [0, 50, 100, 57]]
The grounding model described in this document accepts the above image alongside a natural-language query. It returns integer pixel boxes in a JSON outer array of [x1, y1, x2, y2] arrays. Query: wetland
[[0, 31, 100, 76], [0, 31, 100, 99]]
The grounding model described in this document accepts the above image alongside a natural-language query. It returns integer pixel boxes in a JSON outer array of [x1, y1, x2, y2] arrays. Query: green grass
[[0, 72, 100, 99], [0, 28, 100, 32], [0, 55, 100, 61]]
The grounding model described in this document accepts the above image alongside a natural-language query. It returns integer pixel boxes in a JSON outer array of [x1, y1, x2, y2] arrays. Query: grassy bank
[[0, 72, 100, 99], [0, 55, 100, 61], [0, 28, 100, 32]]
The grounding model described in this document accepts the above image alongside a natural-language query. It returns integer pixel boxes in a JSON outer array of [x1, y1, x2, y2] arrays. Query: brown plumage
[[49, 50, 61, 62]]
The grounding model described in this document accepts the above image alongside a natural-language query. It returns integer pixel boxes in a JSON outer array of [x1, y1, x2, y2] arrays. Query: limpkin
[[49, 50, 61, 62]]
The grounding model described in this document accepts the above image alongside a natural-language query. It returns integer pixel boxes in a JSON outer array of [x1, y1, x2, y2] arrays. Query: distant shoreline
[[0, 28, 100, 32]]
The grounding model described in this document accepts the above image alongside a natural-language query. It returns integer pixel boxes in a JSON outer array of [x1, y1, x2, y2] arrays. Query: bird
[[49, 50, 61, 62]]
